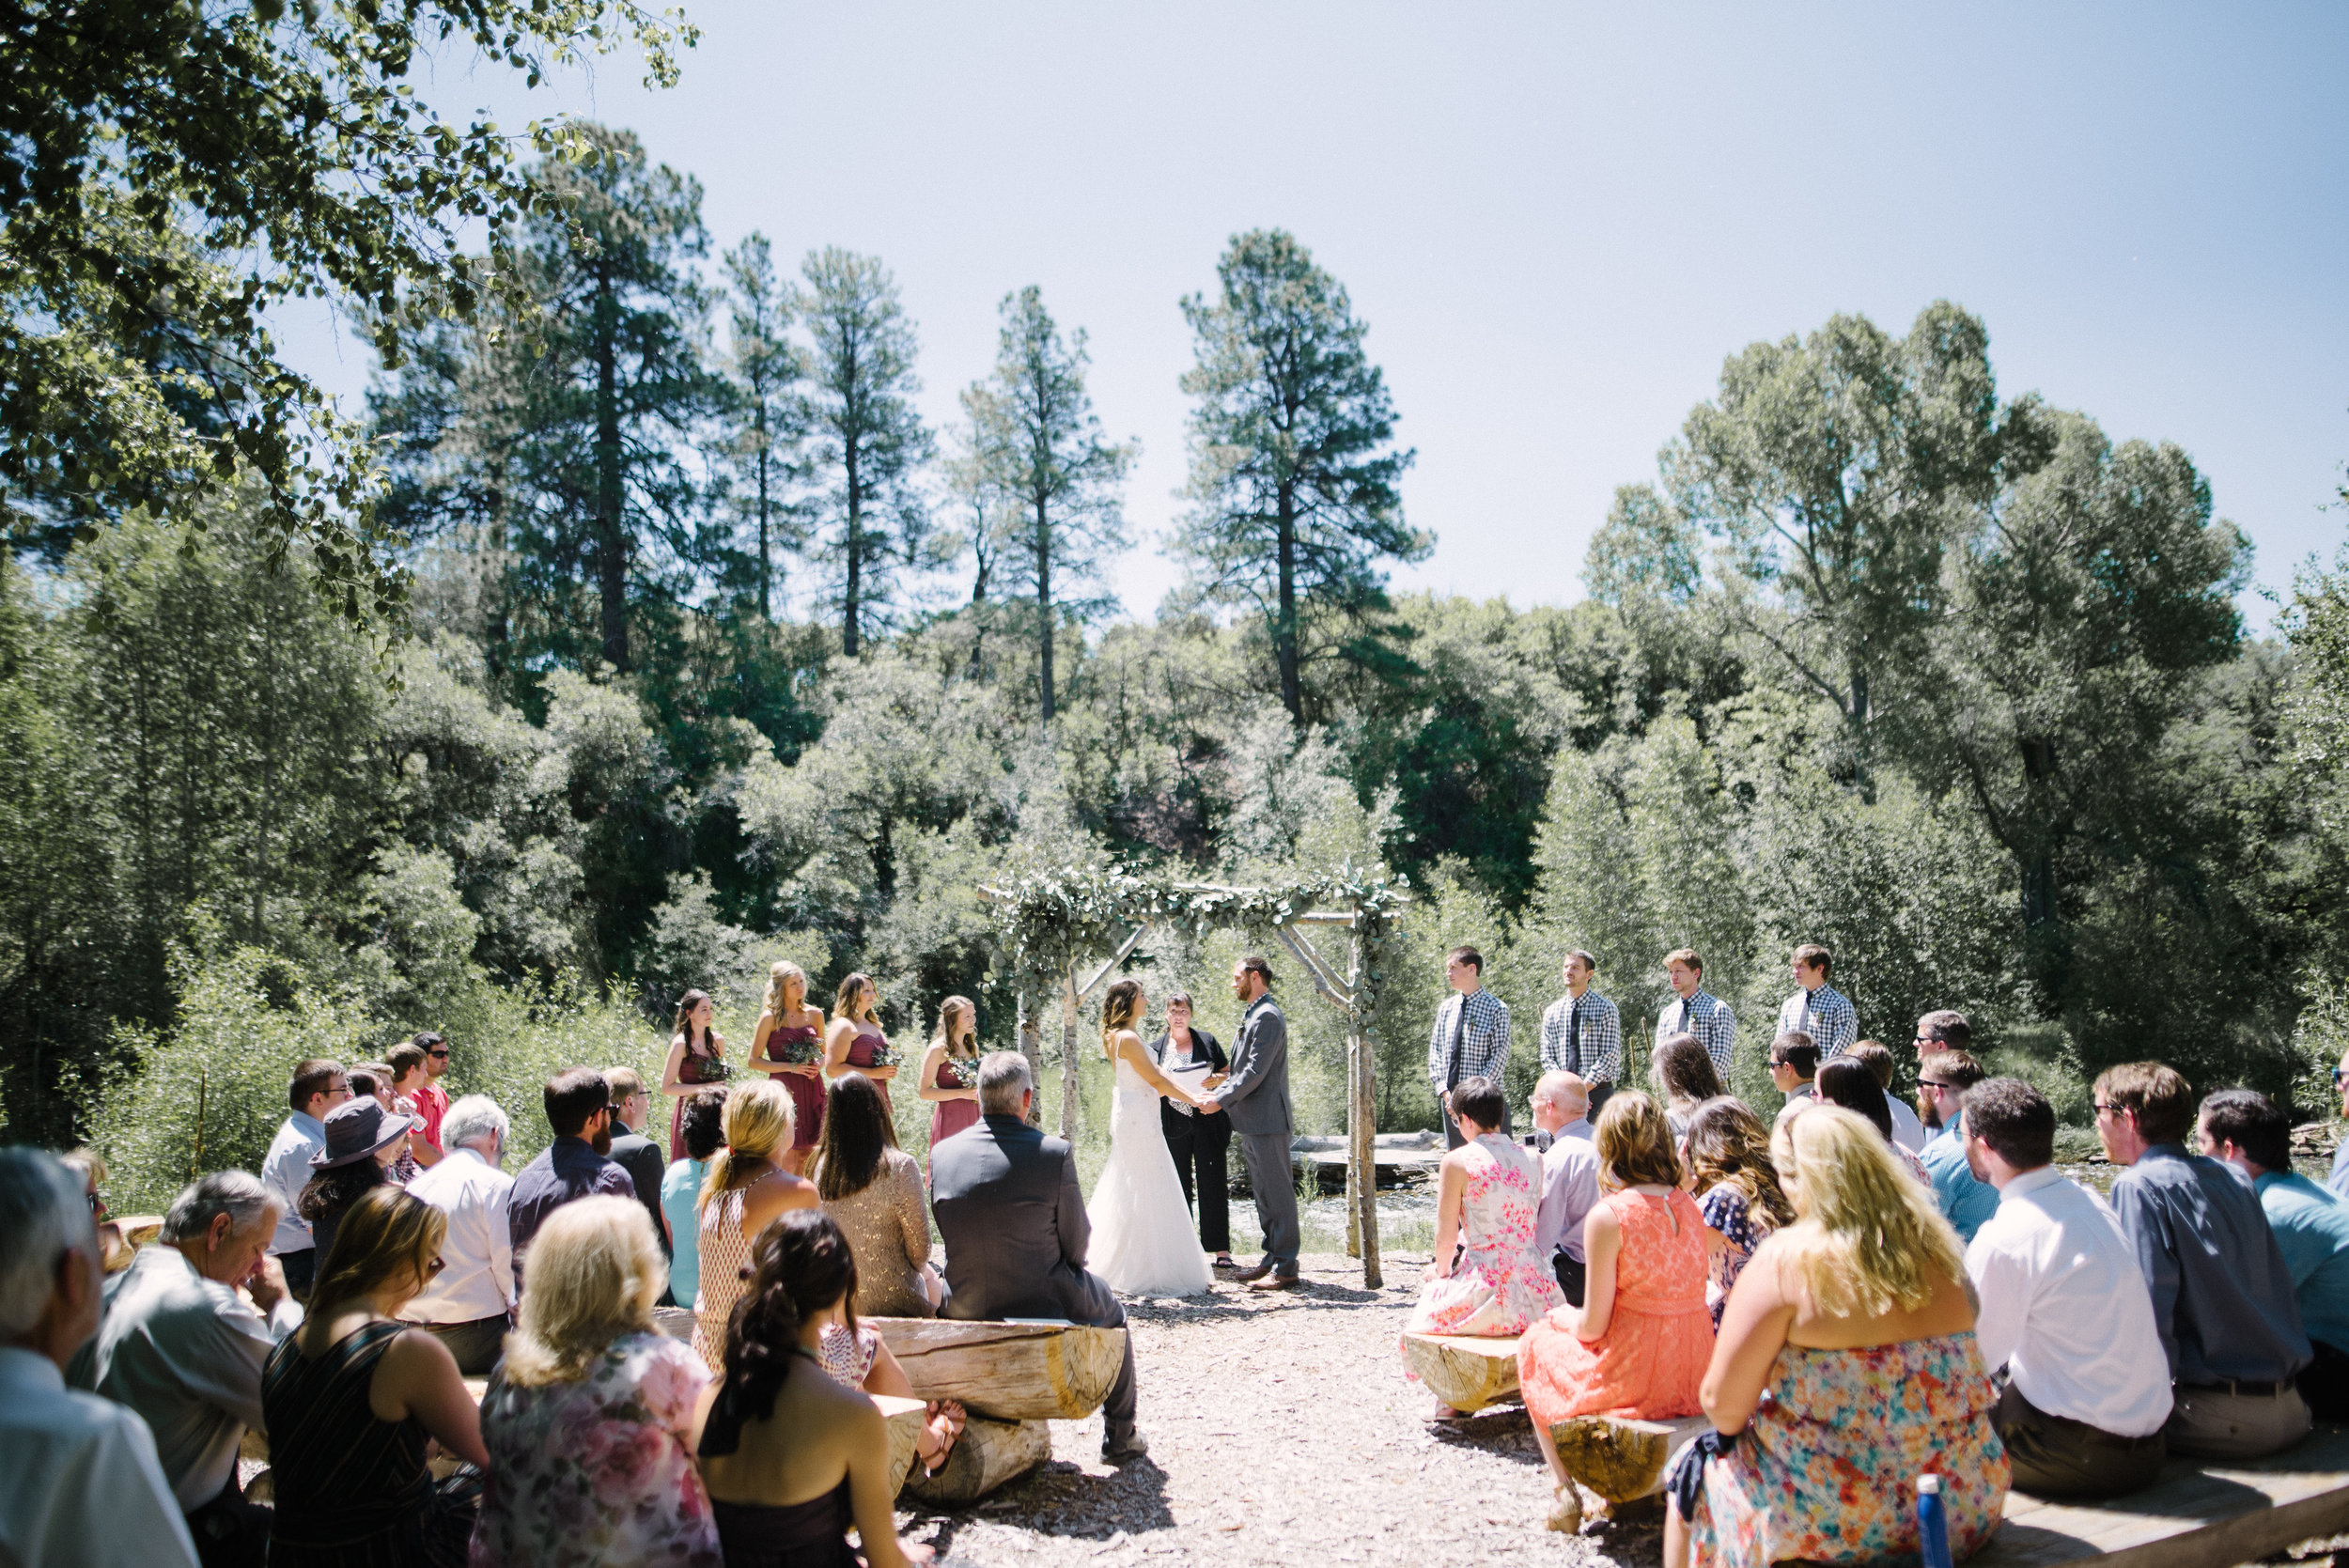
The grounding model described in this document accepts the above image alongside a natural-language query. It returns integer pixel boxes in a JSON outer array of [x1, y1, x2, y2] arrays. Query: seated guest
[[2097, 1063, 2310, 1458], [1813, 1059, 1932, 1186], [1846, 1041, 1926, 1152], [262, 1185, 490, 1568], [603, 1066, 670, 1254], [692, 1213, 934, 1568], [1665, 1106, 2007, 1568], [72, 1171, 300, 1568], [0, 1148, 201, 1568], [471, 1197, 721, 1568], [1530, 1073, 1602, 1305], [813, 1072, 943, 1317], [264, 1059, 350, 1301], [398, 1094, 514, 1375], [299, 1096, 422, 1265], [1766, 1033, 1819, 1127], [1520, 1092, 1714, 1524], [661, 1088, 729, 1314], [693, 1078, 817, 1373], [1652, 1032, 1726, 1141], [2198, 1089, 2349, 1421], [1916, 1048, 1999, 1243], [1684, 1096, 1794, 1330], [930, 1051, 1147, 1463], [1963, 1079, 2170, 1498], [1404, 1075, 1565, 1414], [2328, 1048, 2349, 1198], [1528, 1070, 1593, 1150], [507, 1066, 639, 1296]]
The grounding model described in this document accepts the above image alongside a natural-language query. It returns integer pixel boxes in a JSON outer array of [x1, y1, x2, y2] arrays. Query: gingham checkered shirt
[[1538, 991, 1623, 1085], [1655, 988, 1737, 1079], [1778, 984, 1857, 1060], [1428, 987, 1512, 1096]]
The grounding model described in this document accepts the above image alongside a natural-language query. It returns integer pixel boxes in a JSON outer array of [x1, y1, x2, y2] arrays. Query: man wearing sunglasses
[[410, 1032, 453, 1169], [1915, 1041, 1998, 1243]]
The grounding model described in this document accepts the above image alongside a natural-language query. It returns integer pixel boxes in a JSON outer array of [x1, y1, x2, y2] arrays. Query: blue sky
[[288, 1, 2349, 629]]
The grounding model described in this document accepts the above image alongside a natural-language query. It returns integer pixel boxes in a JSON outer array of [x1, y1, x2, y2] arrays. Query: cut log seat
[[874, 1393, 928, 1497], [1976, 1422, 2349, 1568], [901, 1415, 1051, 1506], [868, 1317, 1125, 1421], [1548, 1412, 1711, 1528], [1400, 1332, 1521, 1415]]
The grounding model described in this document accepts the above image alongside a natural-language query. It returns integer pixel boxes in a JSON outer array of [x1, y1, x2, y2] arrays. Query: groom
[[1206, 955, 1300, 1291]]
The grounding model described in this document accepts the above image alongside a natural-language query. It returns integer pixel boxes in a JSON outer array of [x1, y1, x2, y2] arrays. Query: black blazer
[[930, 1114, 1101, 1322], [1145, 1028, 1232, 1143]]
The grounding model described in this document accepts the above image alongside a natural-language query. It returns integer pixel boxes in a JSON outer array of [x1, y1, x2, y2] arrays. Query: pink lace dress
[[1401, 1134, 1564, 1347]]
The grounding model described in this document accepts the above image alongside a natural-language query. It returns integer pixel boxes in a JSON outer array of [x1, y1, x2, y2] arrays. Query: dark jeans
[[1443, 1099, 1513, 1149], [1163, 1109, 1233, 1254], [1552, 1250, 1586, 1308], [2301, 1340, 2349, 1420], [1585, 1083, 1615, 1119], [1995, 1382, 2165, 1499], [276, 1249, 315, 1302], [188, 1475, 271, 1568], [419, 1313, 510, 1377]]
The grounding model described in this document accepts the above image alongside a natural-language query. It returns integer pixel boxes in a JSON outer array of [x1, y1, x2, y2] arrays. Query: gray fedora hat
[[311, 1097, 425, 1169]]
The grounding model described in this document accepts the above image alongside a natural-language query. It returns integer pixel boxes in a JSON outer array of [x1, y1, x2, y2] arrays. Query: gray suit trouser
[[1237, 1130, 1299, 1277]]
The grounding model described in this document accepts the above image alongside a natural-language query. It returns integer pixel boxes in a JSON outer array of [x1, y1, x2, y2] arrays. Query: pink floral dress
[[469, 1329, 720, 1568], [1401, 1134, 1564, 1347]]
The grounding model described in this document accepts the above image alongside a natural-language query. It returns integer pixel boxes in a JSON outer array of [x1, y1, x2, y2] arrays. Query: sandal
[[1548, 1483, 1583, 1534], [917, 1400, 966, 1475]]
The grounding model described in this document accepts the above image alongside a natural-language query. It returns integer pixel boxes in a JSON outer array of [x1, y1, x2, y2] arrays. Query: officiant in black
[[1145, 990, 1236, 1268]]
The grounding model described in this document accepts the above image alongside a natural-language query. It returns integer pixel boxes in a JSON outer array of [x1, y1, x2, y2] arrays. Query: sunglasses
[[2334, 1068, 2348, 1085], [1918, 1079, 1956, 1091], [428, 1256, 446, 1276], [426, 1048, 450, 1059]]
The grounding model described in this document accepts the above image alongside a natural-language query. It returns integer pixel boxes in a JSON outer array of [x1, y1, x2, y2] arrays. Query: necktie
[[1447, 997, 1468, 1089], [1566, 996, 1582, 1074], [1678, 996, 1693, 1033]]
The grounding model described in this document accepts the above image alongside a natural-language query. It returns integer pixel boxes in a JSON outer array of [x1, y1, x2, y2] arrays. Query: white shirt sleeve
[[1966, 1221, 2030, 1375]]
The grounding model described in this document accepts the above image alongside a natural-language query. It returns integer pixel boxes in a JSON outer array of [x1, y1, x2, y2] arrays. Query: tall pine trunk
[[843, 436, 863, 656], [1035, 492, 1054, 725], [594, 256, 629, 672], [755, 428, 772, 620], [1275, 483, 1302, 722]]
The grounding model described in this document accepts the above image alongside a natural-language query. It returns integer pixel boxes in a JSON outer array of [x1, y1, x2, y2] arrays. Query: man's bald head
[[1532, 1071, 1590, 1134]]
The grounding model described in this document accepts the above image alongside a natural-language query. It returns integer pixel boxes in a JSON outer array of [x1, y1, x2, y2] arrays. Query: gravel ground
[[896, 1250, 1648, 1568]]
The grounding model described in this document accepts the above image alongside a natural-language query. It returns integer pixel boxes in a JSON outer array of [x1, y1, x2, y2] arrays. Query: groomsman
[[1427, 946, 1511, 1148], [1539, 951, 1621, 1116], [1777, 943, 1856, 1061], [1655, 948, 1736, 1079]]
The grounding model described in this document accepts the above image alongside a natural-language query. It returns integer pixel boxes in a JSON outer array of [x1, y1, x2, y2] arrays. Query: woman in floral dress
[[1663, 1105, 2007, 1568], [471, 1197, 720, 1568], [1682, 1096, 1795, 1328], [1400, 1075, 1563, 1417], [746, 962, 827, 1175]]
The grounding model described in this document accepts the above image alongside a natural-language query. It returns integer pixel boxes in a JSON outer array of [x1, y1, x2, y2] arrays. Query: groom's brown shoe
[[1228, 1262, 1273, 1283], [1247, 1273, 1302, 1292]]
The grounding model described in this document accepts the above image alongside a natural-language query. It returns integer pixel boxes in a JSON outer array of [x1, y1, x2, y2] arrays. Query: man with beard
[[505, 1067, 637, 1295]]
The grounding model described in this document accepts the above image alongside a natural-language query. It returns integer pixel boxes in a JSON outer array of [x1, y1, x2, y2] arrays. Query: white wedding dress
[[1088, 1051, 1214, 1296]]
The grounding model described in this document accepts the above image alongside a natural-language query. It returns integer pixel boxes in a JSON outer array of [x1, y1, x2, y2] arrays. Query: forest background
[[4, 5, 2348, 1212]]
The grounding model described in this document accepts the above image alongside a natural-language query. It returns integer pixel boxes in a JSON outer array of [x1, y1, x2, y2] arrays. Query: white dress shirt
[[1966, 1165, 2173, 1438], [70, 1245, 300, 1510], [1887, 1095, 1927, 1154], [401, 1144, 516, 1324], [1534, 1136, 1602, 1265], [0, 1344, 199, 1568], [260, 1111, 325, 1255]]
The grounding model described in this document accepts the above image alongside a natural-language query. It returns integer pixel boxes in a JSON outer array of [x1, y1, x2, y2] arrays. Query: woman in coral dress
[[1663, 1105, 2007, 1568], [1519, 1090, 1715, 1519], [746, 961, 827, 1176], [1402, 1075, 1563, 1416]]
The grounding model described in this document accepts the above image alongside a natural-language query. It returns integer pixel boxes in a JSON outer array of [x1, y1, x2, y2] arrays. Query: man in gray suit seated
[[929, 1051, 1147, 1463]]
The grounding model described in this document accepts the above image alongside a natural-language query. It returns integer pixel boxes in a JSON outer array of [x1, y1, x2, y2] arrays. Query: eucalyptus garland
[[987, 863, 1411, 1042]]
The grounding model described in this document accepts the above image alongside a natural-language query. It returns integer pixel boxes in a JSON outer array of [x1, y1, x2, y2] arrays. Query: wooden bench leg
[[901, 1417, 1051, 1506]]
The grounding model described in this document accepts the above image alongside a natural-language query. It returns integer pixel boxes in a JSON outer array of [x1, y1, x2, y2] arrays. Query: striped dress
[[261, 1320, 477, 1567]]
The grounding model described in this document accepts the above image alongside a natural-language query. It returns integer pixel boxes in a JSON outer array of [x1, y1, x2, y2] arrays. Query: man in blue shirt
[[1915, 1048, 1999, 1243], [2098, 1062, 2311, 1460], [2200, 1088, 2349, 1421], [2328, 1048, 2349, 1198]]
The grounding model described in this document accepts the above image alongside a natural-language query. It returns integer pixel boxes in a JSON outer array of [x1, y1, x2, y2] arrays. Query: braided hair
[[696, 1208, 861, 1458]]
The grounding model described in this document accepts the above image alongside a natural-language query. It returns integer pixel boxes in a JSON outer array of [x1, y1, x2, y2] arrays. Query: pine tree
[[714, 234, 803, 620], [1174, 229, 1424, 722]]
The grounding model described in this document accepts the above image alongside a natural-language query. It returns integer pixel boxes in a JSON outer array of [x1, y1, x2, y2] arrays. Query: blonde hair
[[1768, 1105, 1964, 1319], [932, 996, 977, 1058], [504, 1197, 662, 1386], [699, 1077, 795, 1214], [310, 1187, 445, 1314], [1593, 1090, 1682, 1190], [1099, 979, 1143, 1057], [762, 961, 806, 1019]]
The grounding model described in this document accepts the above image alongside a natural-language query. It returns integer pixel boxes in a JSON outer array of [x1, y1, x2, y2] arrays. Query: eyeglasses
[[1918, 1079, 1956, 1091], [428, 1257, 446, 1276], [2093, 1102, 2126, 1116], [2334, 1068, 2348, 1085]]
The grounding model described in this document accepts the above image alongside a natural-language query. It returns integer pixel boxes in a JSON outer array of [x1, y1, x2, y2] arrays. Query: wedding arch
[[979, 865, 1412, 1288]]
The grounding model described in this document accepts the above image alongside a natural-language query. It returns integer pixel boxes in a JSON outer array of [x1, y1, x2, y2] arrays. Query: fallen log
[[1400, 1332, 1522, 1414], [901, 1415, 1050, 1506], [874, 1393, 928, 1497], [869, 1317, 1124, 1421], [1549, 1412, 1711, 1524]]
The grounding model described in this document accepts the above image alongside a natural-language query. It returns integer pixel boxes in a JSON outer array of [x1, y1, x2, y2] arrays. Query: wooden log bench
[[1401, 1331, 1522, 1415], [1545, 1412, 1710, 1531], [867, 1317, 1123, 1422]]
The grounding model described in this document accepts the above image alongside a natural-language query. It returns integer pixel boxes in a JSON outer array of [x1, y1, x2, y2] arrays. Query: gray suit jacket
[[1216, 994, 1294, 1139], [929, 1113, 1115, 1324]]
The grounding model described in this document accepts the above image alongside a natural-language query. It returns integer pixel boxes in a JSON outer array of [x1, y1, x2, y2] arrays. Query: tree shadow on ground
[[911, 1453, 1176, 1557]]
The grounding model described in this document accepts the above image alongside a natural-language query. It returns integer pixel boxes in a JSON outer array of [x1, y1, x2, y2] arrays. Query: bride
[[1090, 979, 1216, 1296]]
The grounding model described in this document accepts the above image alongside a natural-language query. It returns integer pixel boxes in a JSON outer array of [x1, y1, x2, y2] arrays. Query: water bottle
[[1917, 1473, 1954, 1568]]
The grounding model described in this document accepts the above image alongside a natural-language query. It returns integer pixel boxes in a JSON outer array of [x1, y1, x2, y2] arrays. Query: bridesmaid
[[824, 973, 898, 1122], [660, 989, 728, 1162], [915, 996, 983, 1170], [747, 961, 828, 1177]]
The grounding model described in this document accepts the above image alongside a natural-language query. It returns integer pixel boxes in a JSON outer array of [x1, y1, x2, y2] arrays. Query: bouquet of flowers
[[775, 1032, 821, 1066], [938, 1055, 979, 1091], [693, 1055, 733, 1083], [865, 1038, 899, 1070]]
